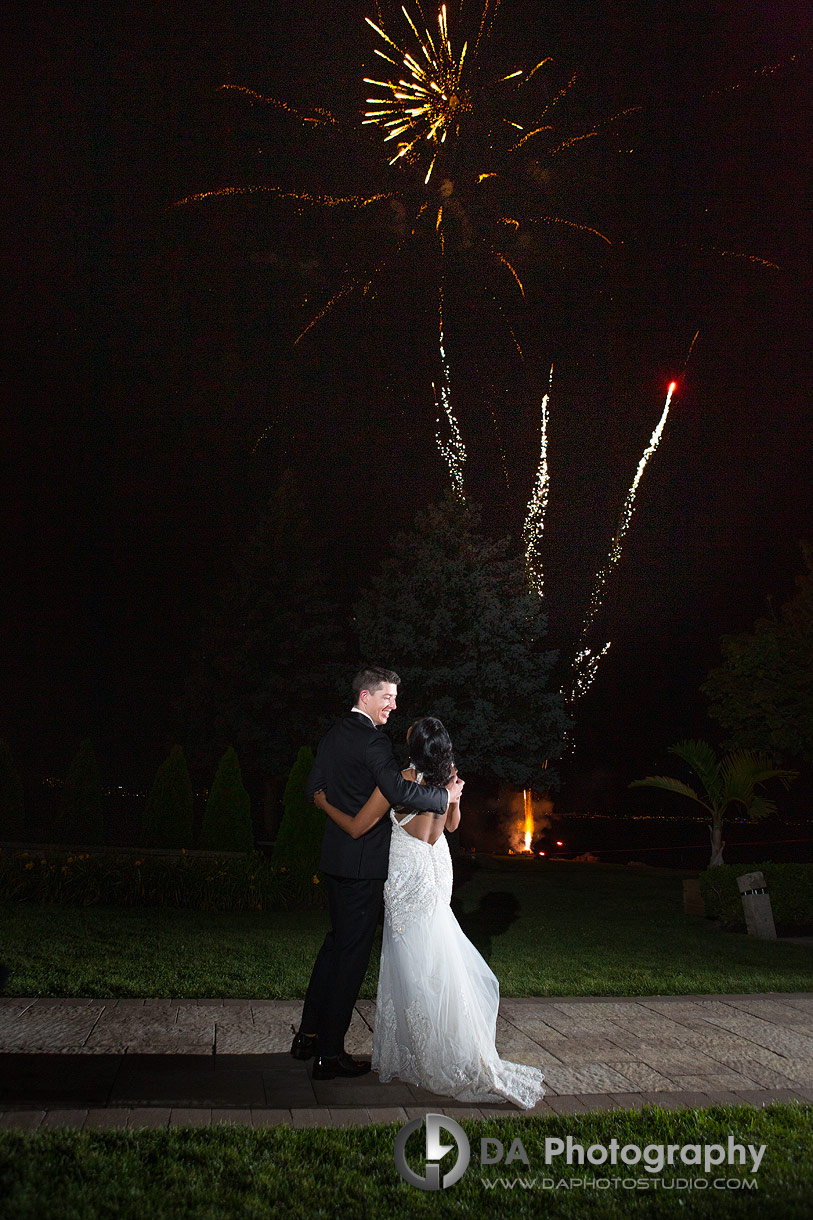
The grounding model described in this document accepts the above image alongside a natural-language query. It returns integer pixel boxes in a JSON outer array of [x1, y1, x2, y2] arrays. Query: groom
[[292, 665, 462, 1079]]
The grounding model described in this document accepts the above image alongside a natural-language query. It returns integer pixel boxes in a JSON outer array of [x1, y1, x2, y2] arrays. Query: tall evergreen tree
[[59, 738, 105, 845], [0, 740, 25, 841], [273, 746, 324, 873], [142, 745, 194, 849], [355, 496, 569, 789], [183, 472, 347, 824], [199, 746, 254, 852]]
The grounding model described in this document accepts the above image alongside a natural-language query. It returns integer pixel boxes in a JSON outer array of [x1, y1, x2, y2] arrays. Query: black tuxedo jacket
[[306, 710, 449, 879]]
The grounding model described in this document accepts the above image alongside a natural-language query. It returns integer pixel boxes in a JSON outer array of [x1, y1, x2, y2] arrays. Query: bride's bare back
[[394, 768, 449, 845]]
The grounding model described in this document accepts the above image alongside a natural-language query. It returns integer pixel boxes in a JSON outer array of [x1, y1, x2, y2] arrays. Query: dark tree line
[[703, 545, 813, 766], [182, 472, 349, 835], [183, 480, 569, 810]]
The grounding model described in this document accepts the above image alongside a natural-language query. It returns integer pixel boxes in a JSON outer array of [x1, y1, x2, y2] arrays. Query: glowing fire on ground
[[504, 785, 552, 854], [522, 789, 534, 852]]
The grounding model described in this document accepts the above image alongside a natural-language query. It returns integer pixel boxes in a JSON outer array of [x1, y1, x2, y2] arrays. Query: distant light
[[556, 840, 564, 847], [538, 850, 546, 856]]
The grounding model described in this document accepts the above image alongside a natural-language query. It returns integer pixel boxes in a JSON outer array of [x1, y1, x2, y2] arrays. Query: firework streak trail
[[581, 380, 677, 641], [522, 364, 553, 600], [434, 288, 467, 499]]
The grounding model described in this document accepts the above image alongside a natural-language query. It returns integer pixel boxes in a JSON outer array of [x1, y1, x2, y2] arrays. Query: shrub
[[142, 746, 194, 849], [699, 861, 813, 933], [272, 747, 324, 873], [199, 747, 253, 853], [0, 847, 325, 912], [56, 739, 104, 845], [0, 740, 25, 840]]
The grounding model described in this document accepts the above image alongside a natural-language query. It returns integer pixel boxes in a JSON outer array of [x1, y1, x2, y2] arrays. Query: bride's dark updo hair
[[408, 717, 455, 787]]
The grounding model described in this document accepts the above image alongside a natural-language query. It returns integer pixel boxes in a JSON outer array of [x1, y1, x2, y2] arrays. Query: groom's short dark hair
[[352, 666, 400, 701]]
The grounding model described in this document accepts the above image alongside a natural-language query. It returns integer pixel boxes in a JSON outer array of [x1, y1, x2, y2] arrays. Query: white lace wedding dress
[[372, 805, 545, 1108]]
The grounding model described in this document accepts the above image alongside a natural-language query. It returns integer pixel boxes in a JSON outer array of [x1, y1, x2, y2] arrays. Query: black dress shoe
[[290, 1027, 318, 1061], [311, 1052, 371, 1080]]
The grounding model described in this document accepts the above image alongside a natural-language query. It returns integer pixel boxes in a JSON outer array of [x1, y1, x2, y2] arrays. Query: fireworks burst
[[176, 4, 795, 711], [176, 0, 640, 368], [356, 0, 631, 315], [363, 4, 471, 184], [177, 0, 790, 396]]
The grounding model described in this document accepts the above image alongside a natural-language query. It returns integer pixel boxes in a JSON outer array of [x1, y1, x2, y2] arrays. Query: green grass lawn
[[0, 1106, 810, 1219], [1, 861, 810, 998]]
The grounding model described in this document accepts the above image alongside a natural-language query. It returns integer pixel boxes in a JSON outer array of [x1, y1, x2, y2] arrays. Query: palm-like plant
[[630, 739, 797, 867]]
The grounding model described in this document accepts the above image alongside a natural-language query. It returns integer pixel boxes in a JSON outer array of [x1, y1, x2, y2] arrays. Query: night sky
[[4, 0, 810, 809]]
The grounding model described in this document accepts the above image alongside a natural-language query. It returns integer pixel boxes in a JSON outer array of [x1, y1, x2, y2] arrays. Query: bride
[[313, 716, 544, 1109]]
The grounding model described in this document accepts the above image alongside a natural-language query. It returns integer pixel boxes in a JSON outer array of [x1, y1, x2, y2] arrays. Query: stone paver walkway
[[1, 994, 811, 1129]]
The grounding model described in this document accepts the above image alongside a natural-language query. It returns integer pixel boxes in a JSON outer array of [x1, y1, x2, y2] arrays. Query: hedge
[[0, 848, 325, 914], [699, 861, 813, 933]]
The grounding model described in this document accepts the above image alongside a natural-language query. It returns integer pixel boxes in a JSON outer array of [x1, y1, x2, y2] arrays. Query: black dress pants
[[299, 874, 385, 1058]]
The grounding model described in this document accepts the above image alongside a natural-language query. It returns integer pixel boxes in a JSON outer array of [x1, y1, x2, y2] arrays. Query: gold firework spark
[[218, 84, 340, 126], [363, 5, 472, 183], [294, 277, 373, 346], [702, 53, 799, 99], [698, 246, 781, 271], [529, 216, 613, 245], [171, 185, 392, 211]]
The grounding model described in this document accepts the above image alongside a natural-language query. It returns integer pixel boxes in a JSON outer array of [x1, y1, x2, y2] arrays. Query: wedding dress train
[[372, 808, 545, 1108]]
